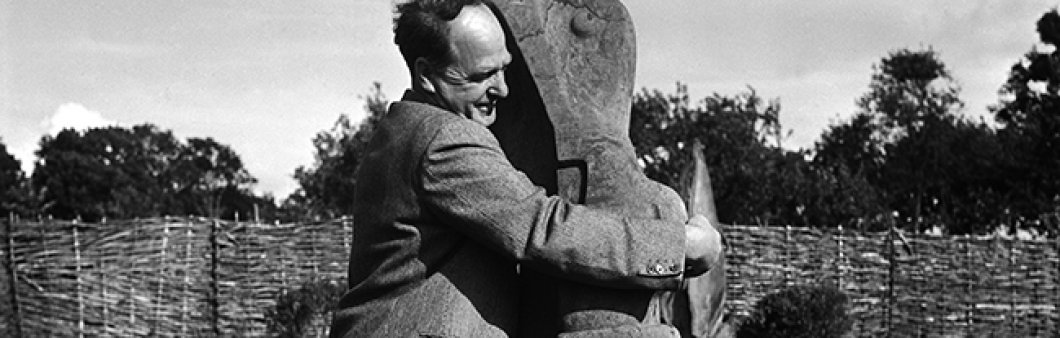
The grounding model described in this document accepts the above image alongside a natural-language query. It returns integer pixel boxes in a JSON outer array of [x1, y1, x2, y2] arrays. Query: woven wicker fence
[[1, 217, 1058, 337], [724, 225, 1059, 337], [0, 217, 352, 337]]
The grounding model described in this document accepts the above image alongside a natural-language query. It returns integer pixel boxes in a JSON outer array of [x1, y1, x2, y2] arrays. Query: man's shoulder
[[389, 100, 493, 143], [389, 100, 467, 128]]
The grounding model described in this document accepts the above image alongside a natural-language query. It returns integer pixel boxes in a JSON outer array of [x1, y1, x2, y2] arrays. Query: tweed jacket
[[329, 92, 686, 338]]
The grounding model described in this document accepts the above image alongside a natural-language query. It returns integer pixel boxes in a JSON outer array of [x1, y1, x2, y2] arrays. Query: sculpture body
[[487, 0, 726, 336]]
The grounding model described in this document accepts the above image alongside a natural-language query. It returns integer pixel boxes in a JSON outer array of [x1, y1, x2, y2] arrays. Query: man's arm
[[419, 118, 691, 290]]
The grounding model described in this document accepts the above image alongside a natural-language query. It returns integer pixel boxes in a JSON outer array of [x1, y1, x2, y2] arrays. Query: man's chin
[[467, 107, 496, 126], [474, 114, 496, 126]]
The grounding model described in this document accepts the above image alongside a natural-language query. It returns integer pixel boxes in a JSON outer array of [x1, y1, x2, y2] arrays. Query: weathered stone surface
[[488, 0, 727, 337]]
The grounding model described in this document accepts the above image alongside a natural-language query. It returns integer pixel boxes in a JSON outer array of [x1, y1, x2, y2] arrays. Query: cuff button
[[652, 263, 665, 274]]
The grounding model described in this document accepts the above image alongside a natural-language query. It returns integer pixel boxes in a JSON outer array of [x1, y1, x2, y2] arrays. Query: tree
[[33, 125, 176, 220], [0, 138, 31, 216], [631, 84, 884, 227], [813, 113, 885, 184], [884, 116, 1007, 233], [172, 137, 258, 218], [32, 124, 265, 221], [289, 83, 389, 219], [816, 48, 1009, 234], [858, 49, 965, 225], [991, 9, 1060, 226]]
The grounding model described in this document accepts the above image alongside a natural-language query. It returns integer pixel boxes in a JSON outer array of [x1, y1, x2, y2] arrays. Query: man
[[328, 1, 722, 337]]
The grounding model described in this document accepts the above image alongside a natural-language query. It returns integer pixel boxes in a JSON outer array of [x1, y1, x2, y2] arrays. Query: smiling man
[[413, 2, 511, 126], [328, 1, 722, 337]]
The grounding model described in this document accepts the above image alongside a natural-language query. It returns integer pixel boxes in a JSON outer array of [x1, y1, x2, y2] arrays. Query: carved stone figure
[[487, 0, 727, 336]]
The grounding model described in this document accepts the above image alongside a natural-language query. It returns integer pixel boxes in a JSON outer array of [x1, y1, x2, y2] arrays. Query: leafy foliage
[[631, 85, 884, 227], [289, 83, 389, 219], [815, 48, 1011, 234], [858, 49, 963, 137], [265, 277, 346, 337], [172, 137, 259, 218], [991, 9, 1060, 229], [30, 124, 268, 221], [736, 284, 853, 338], [0, 139, 33, 216]]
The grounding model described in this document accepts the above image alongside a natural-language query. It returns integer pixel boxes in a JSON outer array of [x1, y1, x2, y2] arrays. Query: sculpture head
[[488, 0, 646, 204], [491, 0, 638, 156]]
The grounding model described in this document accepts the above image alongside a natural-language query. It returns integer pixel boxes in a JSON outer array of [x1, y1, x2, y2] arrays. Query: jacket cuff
[[636, 259, 683, 278]]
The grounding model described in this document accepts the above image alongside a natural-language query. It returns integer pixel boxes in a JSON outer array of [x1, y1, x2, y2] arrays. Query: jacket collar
[[402, 89, 433, 106]]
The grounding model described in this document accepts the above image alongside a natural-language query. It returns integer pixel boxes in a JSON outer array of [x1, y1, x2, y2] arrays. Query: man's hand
[[684, 215, 723, 277]]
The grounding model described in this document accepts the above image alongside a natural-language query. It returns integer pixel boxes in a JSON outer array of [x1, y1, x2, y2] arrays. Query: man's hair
[[394, 0, 486, 72]]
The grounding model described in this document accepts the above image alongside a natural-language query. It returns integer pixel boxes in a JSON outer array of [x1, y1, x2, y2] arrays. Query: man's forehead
[[452, 4, 498, 32], [448, 5, 504, 45], [447, 4, 509, 70]]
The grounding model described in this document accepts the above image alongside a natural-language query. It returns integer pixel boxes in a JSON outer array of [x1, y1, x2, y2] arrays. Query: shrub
[[265, 277, 347, 337], [736, 284, 853, 338]]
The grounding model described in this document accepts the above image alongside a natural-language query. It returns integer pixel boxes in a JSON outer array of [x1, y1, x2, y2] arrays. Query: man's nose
[[489, 70, 509, 98]]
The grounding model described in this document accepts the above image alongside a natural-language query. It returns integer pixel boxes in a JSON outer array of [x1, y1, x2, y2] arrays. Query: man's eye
[[469, 70, 501, 83]]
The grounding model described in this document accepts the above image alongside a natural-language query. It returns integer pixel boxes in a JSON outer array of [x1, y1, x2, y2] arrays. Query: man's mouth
[[475, 101, 495, 115]]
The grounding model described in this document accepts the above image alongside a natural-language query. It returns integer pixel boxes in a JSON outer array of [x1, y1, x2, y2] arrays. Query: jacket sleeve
[[418, 118, 686, 290]]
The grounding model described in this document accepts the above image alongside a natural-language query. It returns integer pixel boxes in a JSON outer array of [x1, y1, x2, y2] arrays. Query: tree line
[[0, 124, 276, 222], [3, 10, 1058, 235], [628, 11, 1060, 235]]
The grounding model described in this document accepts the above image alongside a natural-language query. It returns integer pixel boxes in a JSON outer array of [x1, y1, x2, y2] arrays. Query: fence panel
[[1009, 238, 1059, 336], [842, 231, 889, 337], [1, 216, 20, 337], [0, 218, 1056, 336], [890, 234, 966, 337], [724, 225, 798, 318]]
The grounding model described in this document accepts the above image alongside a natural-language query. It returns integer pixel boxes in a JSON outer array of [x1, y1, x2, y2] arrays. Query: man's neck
[[402, 89, 429, 103], [403, 89, 452, 113]]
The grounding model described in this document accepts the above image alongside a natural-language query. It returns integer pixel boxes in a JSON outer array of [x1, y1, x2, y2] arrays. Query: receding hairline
[[447, 4, 505, 48]]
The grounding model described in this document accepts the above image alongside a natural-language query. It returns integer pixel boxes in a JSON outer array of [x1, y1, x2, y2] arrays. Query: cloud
[[42, 103, 119, 135], [10, 141, 37, 175]]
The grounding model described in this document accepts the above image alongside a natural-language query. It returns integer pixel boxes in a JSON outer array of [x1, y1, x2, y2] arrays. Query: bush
[[265, 277, 347, 337], [736, 284, 852, 338]]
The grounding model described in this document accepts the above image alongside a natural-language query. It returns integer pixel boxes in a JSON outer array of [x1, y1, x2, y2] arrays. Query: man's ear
[[414, 58, 437, 94]]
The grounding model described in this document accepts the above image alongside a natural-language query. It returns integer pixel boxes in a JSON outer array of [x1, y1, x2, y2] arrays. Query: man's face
[[423, 4, 511, 126]]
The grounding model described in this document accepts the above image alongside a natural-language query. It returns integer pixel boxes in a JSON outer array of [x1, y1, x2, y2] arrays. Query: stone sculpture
[[486, 0, 727, 336]]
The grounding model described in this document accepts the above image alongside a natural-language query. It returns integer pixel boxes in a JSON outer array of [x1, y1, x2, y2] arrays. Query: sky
[[2, 0, 1057, 198]]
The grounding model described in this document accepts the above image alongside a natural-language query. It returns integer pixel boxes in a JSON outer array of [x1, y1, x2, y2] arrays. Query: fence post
[[963, 235, 972, 337], [242, 220, 251, 333], [312, 224, 319, 276], [343, 217, 351, 255], [155, 224, 169, 334], [1008, 231, 1015, 335], [182, 224, 191, 336], [784, 225, 792, 286], [886, 224, 895, 338], [210, 219, 221, 336], [128, 224, 136, 330], [100, 252, 108, 335], [73, 224, 84, 337], [837, 223, 845, 290], [6, 212, 23, 337]]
